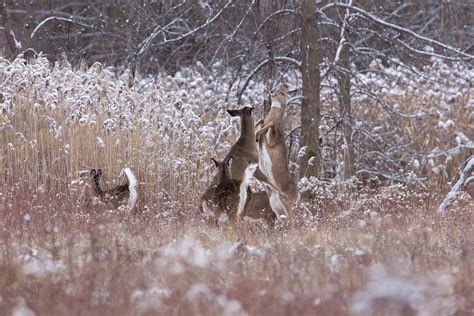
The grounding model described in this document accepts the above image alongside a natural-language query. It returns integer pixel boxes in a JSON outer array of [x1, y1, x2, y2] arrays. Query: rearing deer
[[90, 167, 138, 211], [224, 106, 259, 180], [225, 105, 285, 194], [255, 90, 299, 219]]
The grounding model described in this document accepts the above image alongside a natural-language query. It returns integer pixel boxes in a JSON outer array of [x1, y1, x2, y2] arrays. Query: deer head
[[270, 90, 288, 108]]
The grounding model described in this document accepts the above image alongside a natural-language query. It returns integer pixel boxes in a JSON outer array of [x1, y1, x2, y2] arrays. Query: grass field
[[0, 56, 473, 315]]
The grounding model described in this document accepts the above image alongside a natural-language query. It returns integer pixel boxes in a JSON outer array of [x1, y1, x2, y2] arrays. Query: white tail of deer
[[120, 167, 138, 211]]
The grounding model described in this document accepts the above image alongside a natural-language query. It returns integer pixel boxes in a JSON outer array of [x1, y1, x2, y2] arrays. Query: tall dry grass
[[0, 55, 473, 315]]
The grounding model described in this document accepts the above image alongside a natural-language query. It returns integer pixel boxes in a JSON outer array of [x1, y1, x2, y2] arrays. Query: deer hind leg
[[269, 190, 289, 220]]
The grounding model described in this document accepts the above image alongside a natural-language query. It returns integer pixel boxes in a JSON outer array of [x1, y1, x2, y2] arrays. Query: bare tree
[[299, 0, 321, 178], [2, 0, 473, 190], [335, 0, 354, 179]]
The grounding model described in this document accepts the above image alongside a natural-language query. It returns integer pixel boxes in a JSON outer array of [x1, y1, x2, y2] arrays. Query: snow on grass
[[351, 264, 460, 316], [18, 248, 65, 278]]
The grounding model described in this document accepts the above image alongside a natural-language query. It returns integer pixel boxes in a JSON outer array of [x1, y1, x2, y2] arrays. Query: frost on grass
[[157, 237, 240, 274], [351, 264, 459, 316], [130, 287, 171, 315], [18, 248, 64, 278]]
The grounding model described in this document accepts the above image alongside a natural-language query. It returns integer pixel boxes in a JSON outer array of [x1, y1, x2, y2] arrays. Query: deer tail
[[122, 167, 138, 210]]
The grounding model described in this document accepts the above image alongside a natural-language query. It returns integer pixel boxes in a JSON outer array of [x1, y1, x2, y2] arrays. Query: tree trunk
[[299, 1, 321, 179], [1, 1, 20, 58], [337, 14, 354, 179], [260, 1, 278, 115], [264, 43, 275, 115]]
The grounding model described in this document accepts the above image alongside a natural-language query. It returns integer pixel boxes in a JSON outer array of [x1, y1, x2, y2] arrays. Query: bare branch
[[254, 9, 296, 36], [137, 0, 233, 58], [31, 16, 95, 39], [238, 57, 301, 104], [212, 0, 256, 63], [320, 3, 474, 59]]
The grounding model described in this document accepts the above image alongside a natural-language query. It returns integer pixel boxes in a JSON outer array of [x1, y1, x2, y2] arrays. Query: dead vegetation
[[0, 56, 473, 315]]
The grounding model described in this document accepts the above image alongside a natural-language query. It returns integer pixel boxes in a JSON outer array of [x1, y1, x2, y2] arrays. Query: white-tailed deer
[[90, 167, 138, 211], [224, 106, 259, 181], [200, 161, 275, 224], [255, 90, 299, 219], [224, 105, 286, 195], [200, 158, 257, 224]]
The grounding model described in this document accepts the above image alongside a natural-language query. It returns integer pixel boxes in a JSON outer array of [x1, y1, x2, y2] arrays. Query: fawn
[[200, 158, 257, 224]]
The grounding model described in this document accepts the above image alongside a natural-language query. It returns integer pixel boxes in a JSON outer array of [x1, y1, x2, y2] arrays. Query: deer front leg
[[255, 118, 264, 129], [255, 122, 274, 142]]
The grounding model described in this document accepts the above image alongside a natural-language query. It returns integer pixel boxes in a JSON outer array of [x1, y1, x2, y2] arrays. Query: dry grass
[[0, 185, 472, 315], [0, 56, 473, 315]]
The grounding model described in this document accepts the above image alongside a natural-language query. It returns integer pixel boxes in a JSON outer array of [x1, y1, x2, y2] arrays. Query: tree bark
[[337, 11, 354, 179], [1, 1, 19, 58], [299, 0, 321, 179]]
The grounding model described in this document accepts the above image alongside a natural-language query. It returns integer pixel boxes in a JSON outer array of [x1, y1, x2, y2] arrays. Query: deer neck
[[239, 115, 255, 144], [217, 165, 231, 184], [93, 178, 104, 195], [266, 106, 284, 125]]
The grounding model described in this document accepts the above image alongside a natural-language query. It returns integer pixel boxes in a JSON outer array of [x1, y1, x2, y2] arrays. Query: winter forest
[[0, 1, 473, 315]]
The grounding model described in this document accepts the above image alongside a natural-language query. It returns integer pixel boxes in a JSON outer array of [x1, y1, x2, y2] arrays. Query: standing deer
[[90, 167, 138, 211], [200, 157, 258, 224], [200, 164, 276, 224], [201, 105, 276, 222], [255, 90, 300, 219]]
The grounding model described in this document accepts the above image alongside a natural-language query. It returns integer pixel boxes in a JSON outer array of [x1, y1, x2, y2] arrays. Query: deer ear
[[227, 109, 239, 117], [227, 156, 233, 166], [90, 169, 96, 177], [211, 158, 218, 167], [97, 169, 103, 177]]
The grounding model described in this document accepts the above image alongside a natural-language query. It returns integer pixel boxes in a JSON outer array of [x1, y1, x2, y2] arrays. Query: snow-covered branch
[[137, 0, 233, 58], [320, 3, 474, 60], [438, 157, 474, 214], [31, 16, 95, 39], [333, 0, 353, 66]]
